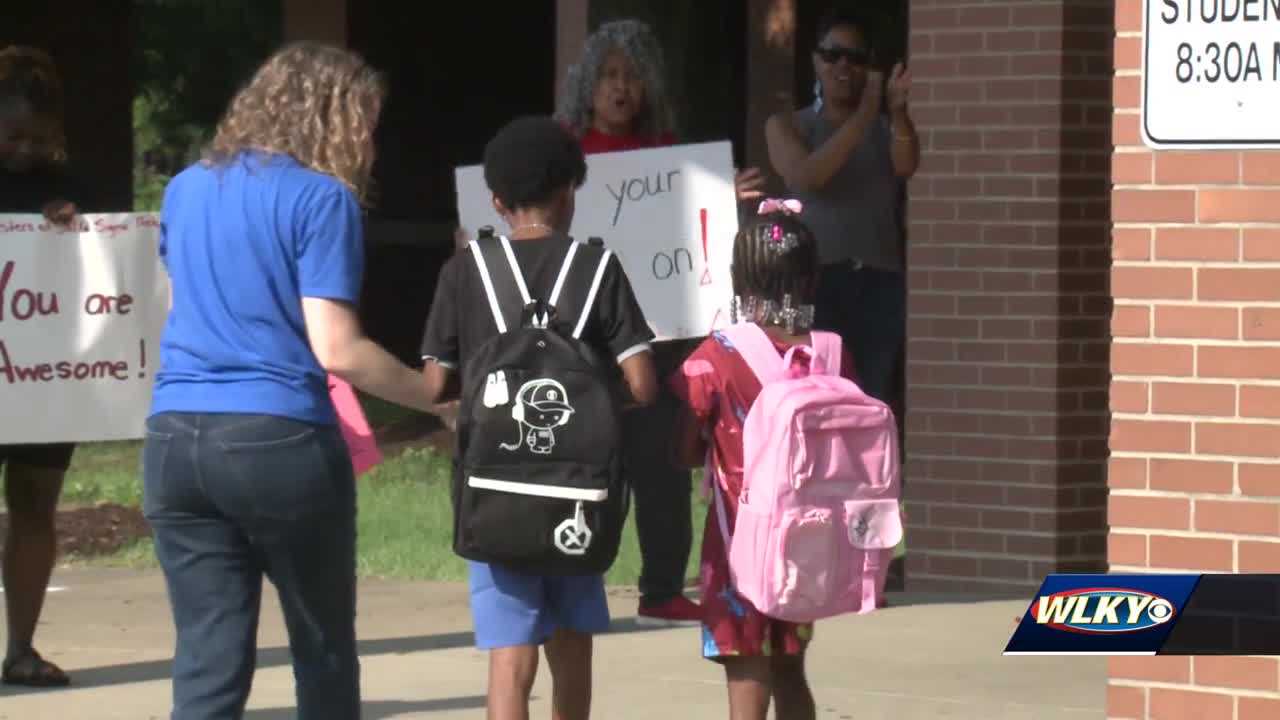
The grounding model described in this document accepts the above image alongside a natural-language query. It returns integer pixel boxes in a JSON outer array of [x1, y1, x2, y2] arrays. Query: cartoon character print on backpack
[[488, 377, 576, 455], [452, 234, 629, 575]]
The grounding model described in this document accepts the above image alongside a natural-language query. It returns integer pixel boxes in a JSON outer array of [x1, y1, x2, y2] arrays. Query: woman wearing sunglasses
[[764, 8, 918, 411]]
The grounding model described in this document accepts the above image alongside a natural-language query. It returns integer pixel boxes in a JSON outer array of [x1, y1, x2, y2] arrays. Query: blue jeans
[[814, 263, 906, 405], [142, 412, 358, 719]]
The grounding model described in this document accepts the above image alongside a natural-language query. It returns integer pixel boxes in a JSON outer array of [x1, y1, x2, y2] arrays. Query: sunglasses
[[814, 45, 871, 66]]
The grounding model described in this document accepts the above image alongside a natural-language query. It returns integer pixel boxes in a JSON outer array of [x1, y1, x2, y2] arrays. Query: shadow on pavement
[[880, 592, 1026, 609], [244, 696, 489, 718], [34, 617, 679, 692], [41, 631, 476, 692], [8, 598, 1015, 694]]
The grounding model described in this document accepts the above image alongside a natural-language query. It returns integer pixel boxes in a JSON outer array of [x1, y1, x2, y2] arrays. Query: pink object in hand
[[329, 374, 383, 477]]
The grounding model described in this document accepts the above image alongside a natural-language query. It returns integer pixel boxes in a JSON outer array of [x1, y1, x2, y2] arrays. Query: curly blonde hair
[[205, 43, 385, 202], [0, 45, 68, 166], [555, 19, 676, 140]]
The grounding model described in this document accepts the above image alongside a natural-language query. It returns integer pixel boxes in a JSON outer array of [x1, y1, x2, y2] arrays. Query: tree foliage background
[[131, 0, 281, 209]]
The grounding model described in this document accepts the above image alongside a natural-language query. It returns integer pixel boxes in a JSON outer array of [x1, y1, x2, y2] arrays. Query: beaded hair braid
[[729, 209, 820, 333]]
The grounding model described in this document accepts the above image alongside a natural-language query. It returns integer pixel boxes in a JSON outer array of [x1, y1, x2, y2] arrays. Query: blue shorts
[[467, 561, 611, 650]]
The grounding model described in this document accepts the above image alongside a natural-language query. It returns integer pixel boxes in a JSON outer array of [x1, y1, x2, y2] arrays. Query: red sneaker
[[637, 595, 703, 626]]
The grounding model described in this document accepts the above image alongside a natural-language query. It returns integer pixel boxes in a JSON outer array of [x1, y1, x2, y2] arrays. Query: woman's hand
[[41, 198, 77, 228], [432, 399, 460, 432], [733, 167, 766, 202], [886, 63, 911, 114]]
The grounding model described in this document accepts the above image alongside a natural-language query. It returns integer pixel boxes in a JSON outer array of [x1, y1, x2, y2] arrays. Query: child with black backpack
[[419, 116, 657, 720]]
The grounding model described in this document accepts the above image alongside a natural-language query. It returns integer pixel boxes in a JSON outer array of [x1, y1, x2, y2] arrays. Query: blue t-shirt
[[150, 152, 364, 425]]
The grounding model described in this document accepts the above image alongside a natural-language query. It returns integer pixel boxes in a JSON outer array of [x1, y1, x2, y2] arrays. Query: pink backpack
[[711, 324, 902, 623]]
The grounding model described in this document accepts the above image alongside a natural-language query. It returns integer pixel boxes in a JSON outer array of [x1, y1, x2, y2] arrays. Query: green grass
[[349, 446, 708, 585], [37, 420, 707, 585], [34, 391, 897, 582], [358, 393, 418, 431], [60, 440, 145, 506]]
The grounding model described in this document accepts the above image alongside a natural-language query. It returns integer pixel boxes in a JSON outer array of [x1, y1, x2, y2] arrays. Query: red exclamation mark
[[698, 208, 712, 286], [708, 308, 724, 332], [138, 339, 147, 378]]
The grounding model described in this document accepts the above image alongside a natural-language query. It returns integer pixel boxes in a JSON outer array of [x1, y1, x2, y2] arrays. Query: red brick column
[[904, 1, 1113, 593], [1106, 0, 1280, 717]]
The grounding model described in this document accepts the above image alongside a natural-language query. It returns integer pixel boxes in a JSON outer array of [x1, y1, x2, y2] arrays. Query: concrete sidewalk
[[1, 568, 1103, 719]]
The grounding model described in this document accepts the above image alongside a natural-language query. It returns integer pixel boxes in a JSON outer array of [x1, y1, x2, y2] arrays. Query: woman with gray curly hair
[[556, 19, 675, 151], [555, 19, 765, 629], [556, 18, 764, 198]]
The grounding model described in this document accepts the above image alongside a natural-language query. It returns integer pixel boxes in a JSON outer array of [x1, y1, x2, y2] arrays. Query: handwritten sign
[[1142, 0, 1280, 147], [455, 141, 739, 339], [0, 213, 168, 443], [329, 374, 383, 477]]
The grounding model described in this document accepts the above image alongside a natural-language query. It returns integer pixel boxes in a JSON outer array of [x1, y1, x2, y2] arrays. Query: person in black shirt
[[419, 116, 656, 720], [0, 46, 85, 687]]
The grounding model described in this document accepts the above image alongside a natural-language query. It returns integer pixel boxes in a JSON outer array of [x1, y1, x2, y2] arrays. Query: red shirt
[[669, 329, 858, 514], [578, 128, 676, 155]]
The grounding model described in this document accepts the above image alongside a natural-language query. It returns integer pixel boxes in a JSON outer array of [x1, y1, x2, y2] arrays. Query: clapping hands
[[734, 167, 766, 202], [886, 62, 911, 113]]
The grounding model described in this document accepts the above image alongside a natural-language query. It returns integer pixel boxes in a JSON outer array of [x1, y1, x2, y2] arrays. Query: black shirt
[[0, 165, 93, 214], [420, 232, 655, 381]]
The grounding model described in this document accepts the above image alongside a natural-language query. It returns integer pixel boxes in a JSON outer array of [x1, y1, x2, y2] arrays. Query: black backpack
[[451, 229, 628, 575]]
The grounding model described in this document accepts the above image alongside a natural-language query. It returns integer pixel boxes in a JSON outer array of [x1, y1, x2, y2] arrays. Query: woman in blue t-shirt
[[144, 44, 438, 718]]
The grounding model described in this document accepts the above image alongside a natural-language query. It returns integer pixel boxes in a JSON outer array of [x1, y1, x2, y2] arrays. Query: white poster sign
[[455, 141, 739, 340], [0, 213, 169, 444], [1142, 0, 1280, 148]]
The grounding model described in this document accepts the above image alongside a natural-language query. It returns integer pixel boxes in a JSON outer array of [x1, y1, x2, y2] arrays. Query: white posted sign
[[1143, 0, 1280, 148], [455, 141, 739, 340], [0, 214, 169, 444]]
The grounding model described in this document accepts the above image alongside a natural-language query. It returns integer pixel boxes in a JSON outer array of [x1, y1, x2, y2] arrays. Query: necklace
[[511, 222, 554, 236]]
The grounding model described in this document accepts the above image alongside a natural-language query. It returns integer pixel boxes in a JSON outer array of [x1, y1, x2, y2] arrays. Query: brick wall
[[1106, 0, 1280, 717], [905, 1, 1113, 592]]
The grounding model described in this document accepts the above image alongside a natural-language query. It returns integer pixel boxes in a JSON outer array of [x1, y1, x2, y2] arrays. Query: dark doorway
[[587, 0, 749, 166], [3, 1, 136, 212], [346, 1, 557, 363], [349, 2, 557, 223]]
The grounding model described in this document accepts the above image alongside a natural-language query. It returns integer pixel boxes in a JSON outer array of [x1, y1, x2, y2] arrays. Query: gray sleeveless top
[[790, 105, 903, 270]]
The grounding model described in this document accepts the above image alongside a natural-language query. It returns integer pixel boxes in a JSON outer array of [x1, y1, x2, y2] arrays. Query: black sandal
[[2, 649, 70, 687]]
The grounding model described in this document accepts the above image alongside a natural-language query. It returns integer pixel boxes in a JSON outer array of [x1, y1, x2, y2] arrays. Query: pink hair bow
[[758, 198, 803, 215]]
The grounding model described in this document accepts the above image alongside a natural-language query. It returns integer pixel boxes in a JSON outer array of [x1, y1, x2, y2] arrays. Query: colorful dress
[[669, 329, 856, 661]]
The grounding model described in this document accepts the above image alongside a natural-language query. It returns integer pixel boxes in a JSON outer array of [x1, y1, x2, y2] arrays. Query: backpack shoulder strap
[[547, 240, 581, 310], [808, 330, 843, 377], [720, 324, 783, 385], [469, 234, 530, 334], [548, 241, 615, 340]]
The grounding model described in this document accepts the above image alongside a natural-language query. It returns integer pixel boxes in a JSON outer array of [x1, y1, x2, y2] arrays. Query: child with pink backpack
[[670, 201, 903, 719]]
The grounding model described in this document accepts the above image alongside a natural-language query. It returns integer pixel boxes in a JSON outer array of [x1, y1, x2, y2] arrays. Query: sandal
[[2, 649, 70, 687]]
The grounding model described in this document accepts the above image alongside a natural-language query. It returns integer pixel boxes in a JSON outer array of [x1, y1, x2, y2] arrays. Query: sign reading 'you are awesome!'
[[0, 213, 168, 444], [455, 141, 739, 340], [1143, 0, 1280, 147]]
